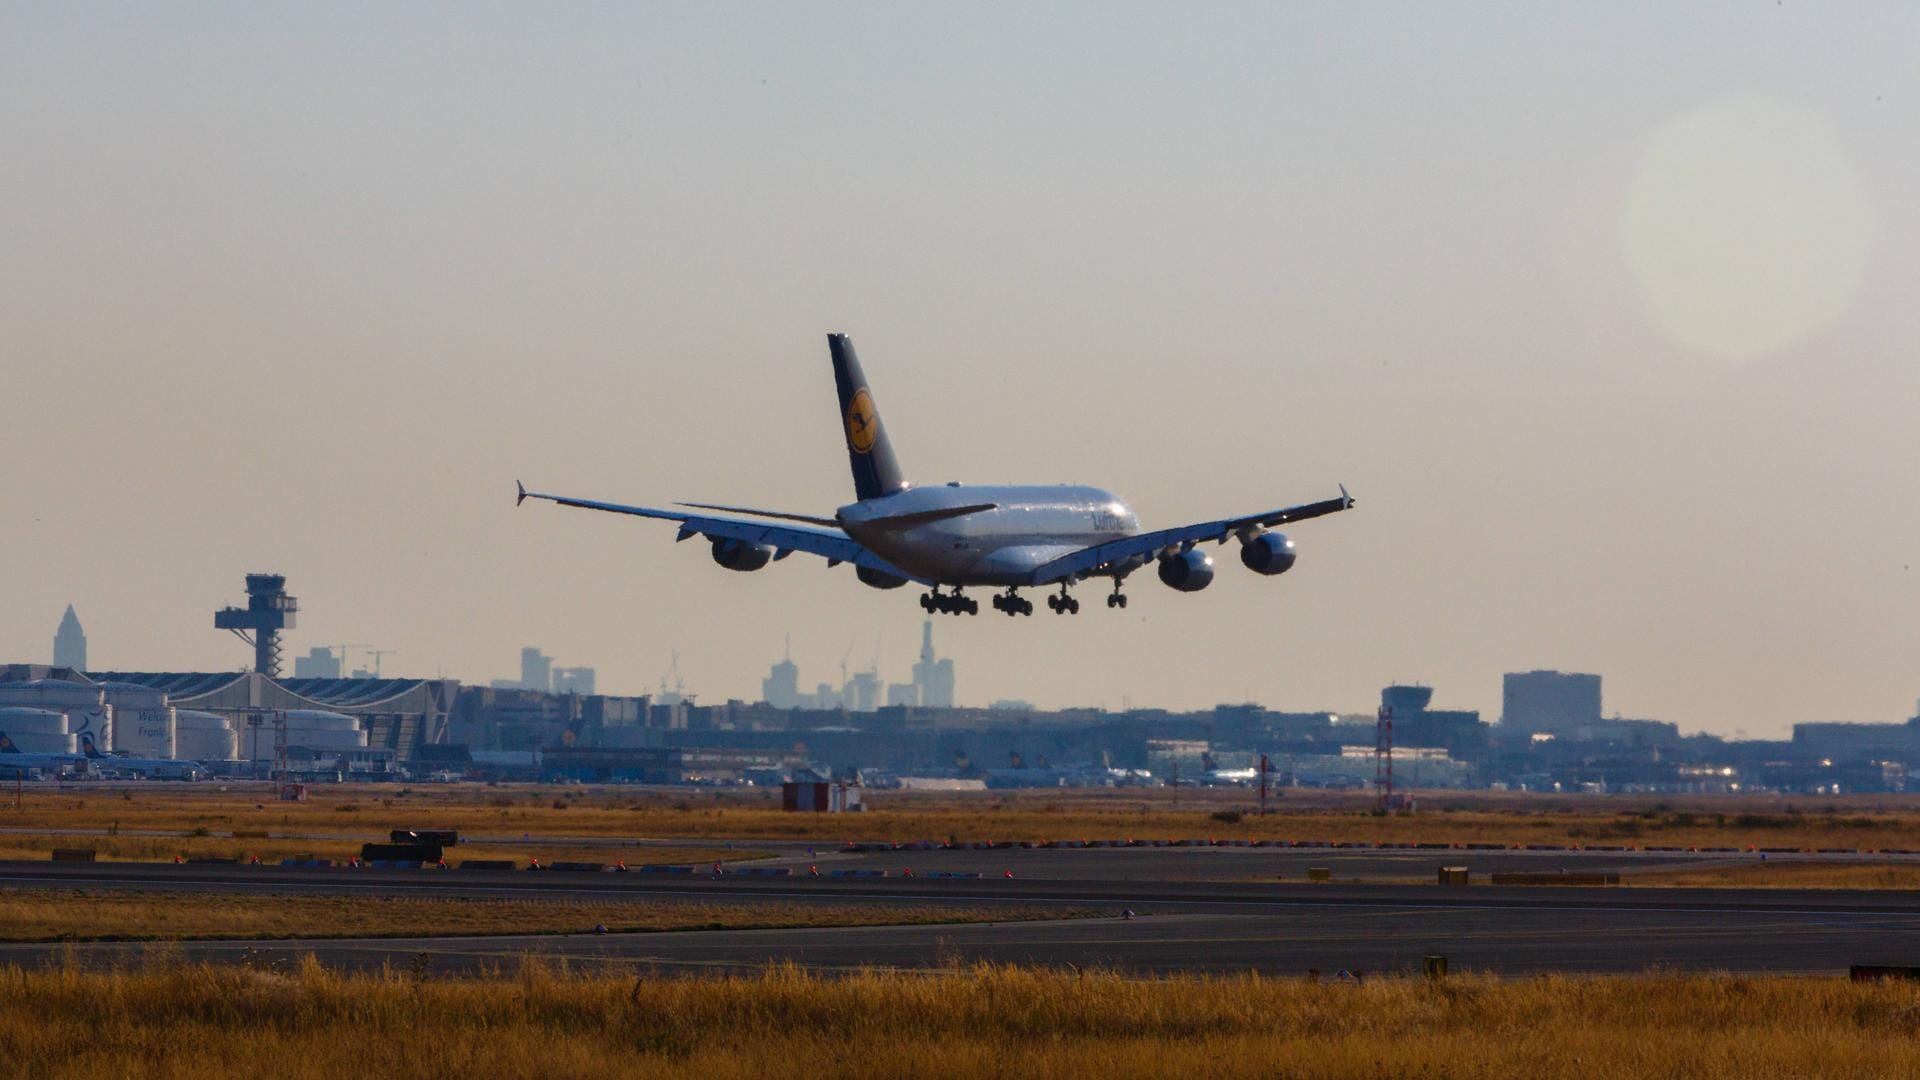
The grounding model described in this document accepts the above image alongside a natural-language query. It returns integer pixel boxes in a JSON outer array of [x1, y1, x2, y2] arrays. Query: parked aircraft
[[79, 734, 207, 780], [0, 731, 87, 773], [520, 334, 1352, 615]]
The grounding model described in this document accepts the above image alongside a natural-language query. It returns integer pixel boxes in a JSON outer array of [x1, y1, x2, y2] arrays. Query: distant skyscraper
[[911, 620, 955, 709], [293, 647, 343, 679], [762, 639, 800, 709], [552, 666, 596, 695], [53, 605, 86, 671], [1501, 671, 1602, 734], [520, 647, 553, 693], [847, 670, 881, 713]]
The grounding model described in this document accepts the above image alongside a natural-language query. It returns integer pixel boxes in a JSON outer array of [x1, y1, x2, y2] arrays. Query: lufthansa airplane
[[0, 731, 88, 773], [518, 334, 1353, 616], [78, 734, 207, 780]]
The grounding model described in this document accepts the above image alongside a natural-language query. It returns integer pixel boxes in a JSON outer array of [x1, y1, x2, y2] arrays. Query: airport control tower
[[214, 573, 298, 678]]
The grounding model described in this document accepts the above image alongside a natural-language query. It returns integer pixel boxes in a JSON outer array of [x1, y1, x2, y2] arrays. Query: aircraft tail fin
[[0, 732, 17, 754], [828, 334, 909, 501], [79, 733, 105, 758]]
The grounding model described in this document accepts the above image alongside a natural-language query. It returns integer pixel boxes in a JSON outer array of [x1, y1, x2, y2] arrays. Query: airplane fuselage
[[838, 483, 1142, 586], [0, 753, 86, 772], [87, 755, 205, 779]]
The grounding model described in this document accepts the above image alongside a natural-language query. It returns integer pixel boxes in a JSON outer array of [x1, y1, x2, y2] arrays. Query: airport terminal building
[[0, 666, 456, 770]]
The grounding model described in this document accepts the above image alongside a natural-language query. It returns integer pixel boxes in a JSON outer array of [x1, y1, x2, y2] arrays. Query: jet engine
[[856, 565, 908, 590], [1239, 531, 1297, 576], [710, 538, 774, 572], [1157, 548, 1215, 592]]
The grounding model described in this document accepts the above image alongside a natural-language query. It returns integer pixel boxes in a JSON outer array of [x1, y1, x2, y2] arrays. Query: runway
[[4, 857, 1920, 976]]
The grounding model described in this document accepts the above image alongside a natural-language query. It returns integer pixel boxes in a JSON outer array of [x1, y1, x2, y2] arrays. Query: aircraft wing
[[516, 484, 935, 585], [1028, 486, 1355, 585]]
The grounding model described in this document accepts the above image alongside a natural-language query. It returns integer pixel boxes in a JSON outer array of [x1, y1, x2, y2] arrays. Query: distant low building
[[1501, 670, 1602, 735], [552, 666, 596, 695], [293, 647, 342, 680]]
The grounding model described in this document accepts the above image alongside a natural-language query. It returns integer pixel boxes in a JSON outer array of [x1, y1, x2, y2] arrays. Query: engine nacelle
[[710, 538, 773, 572], [855, 565, 908, 590], [1157, 548, 1216, 592], [1239, 531, 1297, 576]]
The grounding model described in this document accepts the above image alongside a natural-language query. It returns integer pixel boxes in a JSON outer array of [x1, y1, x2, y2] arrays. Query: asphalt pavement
[[4, 856, 1920, 976]]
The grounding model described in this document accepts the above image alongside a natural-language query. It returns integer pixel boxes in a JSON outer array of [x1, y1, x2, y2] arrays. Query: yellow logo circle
[[846, 389, 878, 453]]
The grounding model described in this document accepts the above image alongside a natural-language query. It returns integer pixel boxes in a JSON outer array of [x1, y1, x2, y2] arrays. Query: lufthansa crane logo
[[845, 388, 878, 454]]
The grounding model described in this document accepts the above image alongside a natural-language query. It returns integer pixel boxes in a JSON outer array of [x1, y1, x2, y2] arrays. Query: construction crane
[[314, 645, 369, 678], [364, 649, 397, 678]]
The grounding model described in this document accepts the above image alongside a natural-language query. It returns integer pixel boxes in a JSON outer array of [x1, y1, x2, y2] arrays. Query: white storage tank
[[0, 680, 111, 749], [174, 710, 238, 762], [0, 707, 78, 753], [243, 710, 366, 760], [95, 683, 175, 758]]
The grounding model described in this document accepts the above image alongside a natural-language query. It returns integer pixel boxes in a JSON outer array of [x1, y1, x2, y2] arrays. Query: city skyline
[[29, 596, 1920, 737], [6, 7, 1919, 736]]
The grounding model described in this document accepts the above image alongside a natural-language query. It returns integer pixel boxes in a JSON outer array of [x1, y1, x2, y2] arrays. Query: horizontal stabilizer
[[674, 502, 840, 528], [862, 503, 997, 530]]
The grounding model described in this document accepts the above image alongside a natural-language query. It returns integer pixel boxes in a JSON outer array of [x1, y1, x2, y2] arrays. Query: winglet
[[1339, 483, 1354, 508], [516, 480, 528, 507]]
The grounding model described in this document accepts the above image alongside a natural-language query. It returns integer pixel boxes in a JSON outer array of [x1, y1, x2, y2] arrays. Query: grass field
[[0, 890, 1077, 942], [1627, 860, 1920, 890], [2, 961, 1918, 1078], [12, 784, 1920, 858]]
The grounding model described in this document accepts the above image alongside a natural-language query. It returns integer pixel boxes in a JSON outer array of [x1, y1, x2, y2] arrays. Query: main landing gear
[[1046, 585, 1080, 615], [1105, 579, 1129, 609], [921, 587, 978, 616], [991, 589, 1034, 617]]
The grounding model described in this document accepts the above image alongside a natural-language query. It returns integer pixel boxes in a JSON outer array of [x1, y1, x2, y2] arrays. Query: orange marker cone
[[529, 857, 541, 870], [437, 858, 448, 870], [1003, 869, 1013, 879], [615, 859, 626, 872], [809, 864, 819, 876], [173, 854, 182, 865]]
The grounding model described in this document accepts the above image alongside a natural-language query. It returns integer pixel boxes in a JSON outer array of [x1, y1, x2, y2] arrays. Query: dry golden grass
[[0, 890, 1074, 942], [2, 961, 1919, 1078], [1628, 860, 1920, 890], [13, 784, 1920, 855]]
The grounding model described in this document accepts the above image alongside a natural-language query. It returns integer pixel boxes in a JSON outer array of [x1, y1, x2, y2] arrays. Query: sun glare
[[1622, 95, 1873, 362]]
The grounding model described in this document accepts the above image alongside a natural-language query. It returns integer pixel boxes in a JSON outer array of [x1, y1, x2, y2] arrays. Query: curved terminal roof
[[88, 672, 438, 711]]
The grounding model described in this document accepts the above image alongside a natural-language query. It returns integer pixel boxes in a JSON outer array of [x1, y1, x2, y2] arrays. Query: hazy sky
[[4, 4, 1917, 737]]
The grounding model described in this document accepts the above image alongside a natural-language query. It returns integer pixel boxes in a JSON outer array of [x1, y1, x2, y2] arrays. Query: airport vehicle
[[0, 731, 88, 773], [78, 734, 207, 780], [520, 334, 1353, 615]]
